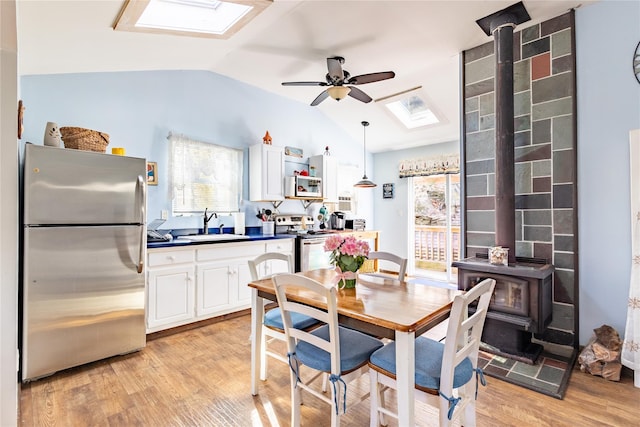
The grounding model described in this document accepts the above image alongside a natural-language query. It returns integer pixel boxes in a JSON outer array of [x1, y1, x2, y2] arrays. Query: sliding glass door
[[408, 173, 460, 283]]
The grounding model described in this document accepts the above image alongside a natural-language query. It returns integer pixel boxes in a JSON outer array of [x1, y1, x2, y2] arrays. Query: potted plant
[[324, 234, 370, 289]]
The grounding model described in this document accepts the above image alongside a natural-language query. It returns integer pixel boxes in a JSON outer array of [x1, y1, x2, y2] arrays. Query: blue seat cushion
[[369, 336, 473, 390], [296, 324, 384, 373], [264, 308, 319, 331]]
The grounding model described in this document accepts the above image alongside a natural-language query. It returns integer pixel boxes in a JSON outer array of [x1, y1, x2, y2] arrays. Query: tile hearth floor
[[478, 349, 577, 399]]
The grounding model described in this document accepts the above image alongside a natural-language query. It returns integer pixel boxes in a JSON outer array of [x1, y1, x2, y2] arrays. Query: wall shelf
[[285, 197, 322, 209]]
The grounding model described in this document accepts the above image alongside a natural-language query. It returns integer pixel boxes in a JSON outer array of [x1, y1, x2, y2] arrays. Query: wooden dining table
[[248, 268, 460, 426]]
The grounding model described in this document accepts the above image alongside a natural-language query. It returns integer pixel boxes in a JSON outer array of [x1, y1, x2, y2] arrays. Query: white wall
[[576, 0, 639, 343], [0, 1, 19, 424]]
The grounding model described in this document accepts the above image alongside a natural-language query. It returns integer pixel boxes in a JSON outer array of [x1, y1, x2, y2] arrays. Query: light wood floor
[[20, 314, 640, 426]]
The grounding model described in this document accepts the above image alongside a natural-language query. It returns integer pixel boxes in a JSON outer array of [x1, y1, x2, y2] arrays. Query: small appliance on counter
[[345, 219, 366, 231], [330, 211, 346, 230]]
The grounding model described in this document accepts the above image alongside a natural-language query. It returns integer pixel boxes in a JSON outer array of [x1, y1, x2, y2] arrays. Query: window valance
[[398, 154, 459, 178]]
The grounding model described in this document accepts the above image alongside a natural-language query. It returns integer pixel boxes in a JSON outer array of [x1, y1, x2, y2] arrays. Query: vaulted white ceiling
[[16, 0, 593, 152]]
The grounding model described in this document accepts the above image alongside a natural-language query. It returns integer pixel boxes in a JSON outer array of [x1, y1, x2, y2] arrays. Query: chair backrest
[[367, 251, 408, 281], [439, 278, 495, 393], [248, 252, 294, 281], [272, 273, 341, 376]]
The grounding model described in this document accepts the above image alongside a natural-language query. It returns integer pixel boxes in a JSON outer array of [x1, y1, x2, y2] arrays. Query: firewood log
[[602, 361, 622, 381]]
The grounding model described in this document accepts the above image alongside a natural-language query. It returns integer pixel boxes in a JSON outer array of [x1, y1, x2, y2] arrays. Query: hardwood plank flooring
[[20, 314, 640, 426]]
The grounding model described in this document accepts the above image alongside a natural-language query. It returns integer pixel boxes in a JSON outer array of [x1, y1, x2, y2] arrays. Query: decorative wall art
[[147, 162, 158, 185], [383, 183, 395, 199], [284, 146, 303, 157]]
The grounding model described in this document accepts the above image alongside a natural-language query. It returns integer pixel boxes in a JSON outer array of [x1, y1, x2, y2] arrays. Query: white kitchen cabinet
[[147, 249, 196, 331], [264, 240, 294, 276], [147, 238, 294, 333], [250, 143, 284, 201], [196, 242, 264, 316], [196, 262, 232, 316], [309, 154, 338, 202]]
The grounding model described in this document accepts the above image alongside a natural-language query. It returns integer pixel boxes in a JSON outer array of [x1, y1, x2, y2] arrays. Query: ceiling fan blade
[[311, 90, 330, 106], [327, 57, 345, 82], [347, 86, 372, 103], [346, 71, 396, 85], [282, 81, 328, 86]]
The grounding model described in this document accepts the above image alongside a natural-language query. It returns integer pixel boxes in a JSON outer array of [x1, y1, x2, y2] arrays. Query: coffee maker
[[330, 211, 346, 230]]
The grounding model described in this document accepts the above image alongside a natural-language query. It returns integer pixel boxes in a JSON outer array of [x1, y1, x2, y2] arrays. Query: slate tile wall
[[462, 11, 577, 347]]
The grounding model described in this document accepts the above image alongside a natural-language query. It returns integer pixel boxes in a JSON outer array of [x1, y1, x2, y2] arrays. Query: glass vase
[[338, 277, 357, 289]]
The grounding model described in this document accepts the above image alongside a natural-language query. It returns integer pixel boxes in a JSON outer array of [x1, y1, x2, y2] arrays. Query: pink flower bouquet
[[324, 234, 370, 289]]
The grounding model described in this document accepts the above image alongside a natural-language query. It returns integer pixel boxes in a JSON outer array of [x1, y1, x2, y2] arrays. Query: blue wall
[[371, 0, 640, 346], [20, 70, 372, 230], [576, 0, 640, 343]]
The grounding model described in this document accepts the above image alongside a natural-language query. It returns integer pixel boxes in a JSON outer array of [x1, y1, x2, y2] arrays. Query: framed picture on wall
[[147, 162, 158, 185], [383, 183, 394, 199]]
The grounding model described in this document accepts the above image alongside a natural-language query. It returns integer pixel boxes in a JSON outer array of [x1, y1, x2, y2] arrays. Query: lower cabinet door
[[197, 262, 233, 316], [147, 265, 195, 330], [236, 261, 253, 305]]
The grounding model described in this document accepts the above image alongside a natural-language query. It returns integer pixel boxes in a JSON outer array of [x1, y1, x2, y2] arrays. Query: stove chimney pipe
[[476, 2, 530, 264]]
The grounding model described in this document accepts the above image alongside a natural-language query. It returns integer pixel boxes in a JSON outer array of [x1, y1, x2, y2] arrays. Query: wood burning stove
[[454, 256, 553, 364], [456, 2, 556, 364]]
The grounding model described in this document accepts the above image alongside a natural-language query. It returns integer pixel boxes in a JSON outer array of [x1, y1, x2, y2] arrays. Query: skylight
[[376, 87, 442, 130], [114, 0, 271, 39]]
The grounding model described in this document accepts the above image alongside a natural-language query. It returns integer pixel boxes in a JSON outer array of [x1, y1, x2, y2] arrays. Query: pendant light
[[354, 121, 377, 188]]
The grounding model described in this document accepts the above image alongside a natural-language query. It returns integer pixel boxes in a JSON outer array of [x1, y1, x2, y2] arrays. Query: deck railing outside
[[414, 225, 460, 272]]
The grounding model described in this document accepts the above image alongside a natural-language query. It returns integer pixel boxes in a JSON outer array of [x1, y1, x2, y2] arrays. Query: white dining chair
[[368, 277, 496, 427], [366, 251, 408, 281], [273, 273, 384, 427], [248, 252, 320, 382]]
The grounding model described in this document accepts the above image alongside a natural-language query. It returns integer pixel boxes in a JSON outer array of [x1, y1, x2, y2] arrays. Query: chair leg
[[322, 372, 328, 393], [290, 370, 302, 427], [379, 384, 387, 427], [369, 369, 388, 427], [330, 377, 342, 427], [438, 394, 450, 427], [260, 328, 268, 381], [461, 383, 477, 427]]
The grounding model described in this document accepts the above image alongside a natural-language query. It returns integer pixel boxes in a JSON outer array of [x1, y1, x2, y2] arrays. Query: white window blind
[[168, 133, 243, 214]]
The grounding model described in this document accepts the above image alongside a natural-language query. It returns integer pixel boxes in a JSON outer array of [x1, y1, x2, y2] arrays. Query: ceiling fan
[[281, 56, 395, 106]]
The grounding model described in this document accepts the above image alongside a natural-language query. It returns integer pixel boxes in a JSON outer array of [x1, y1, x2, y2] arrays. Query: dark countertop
[[147, 233, 295, 249]]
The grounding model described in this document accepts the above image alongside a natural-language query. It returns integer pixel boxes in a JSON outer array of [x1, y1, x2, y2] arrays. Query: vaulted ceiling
[[16, 0, 593, 152]]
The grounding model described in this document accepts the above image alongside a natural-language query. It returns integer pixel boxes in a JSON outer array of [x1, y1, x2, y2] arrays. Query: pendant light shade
[[354, 121, 377, 188]]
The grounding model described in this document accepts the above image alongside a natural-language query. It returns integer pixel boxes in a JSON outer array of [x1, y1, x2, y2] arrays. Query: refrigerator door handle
[[137, 175, 146, 274]]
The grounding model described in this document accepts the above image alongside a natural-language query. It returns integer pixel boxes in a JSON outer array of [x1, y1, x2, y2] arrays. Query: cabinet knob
[[167, 255, 175, 261]]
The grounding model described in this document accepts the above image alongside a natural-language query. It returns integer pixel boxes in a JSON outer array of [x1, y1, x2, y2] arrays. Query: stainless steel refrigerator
[[22, 144, 147, 381]]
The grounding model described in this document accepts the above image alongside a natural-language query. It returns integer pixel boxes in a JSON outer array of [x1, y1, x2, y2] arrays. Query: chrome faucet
[[203, 208, 216, 234], [218, 224, 225, 234]]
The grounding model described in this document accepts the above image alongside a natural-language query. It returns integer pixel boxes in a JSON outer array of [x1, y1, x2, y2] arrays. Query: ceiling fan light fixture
[[327, 86, 351, 101], [354, 121, 376, 188]]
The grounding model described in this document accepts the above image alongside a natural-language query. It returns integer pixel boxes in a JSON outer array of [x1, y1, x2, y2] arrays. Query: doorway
[[408, 174, 460, 283]]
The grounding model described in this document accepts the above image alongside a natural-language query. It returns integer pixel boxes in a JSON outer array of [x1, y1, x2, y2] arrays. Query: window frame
[[168, 134, 243, 215]]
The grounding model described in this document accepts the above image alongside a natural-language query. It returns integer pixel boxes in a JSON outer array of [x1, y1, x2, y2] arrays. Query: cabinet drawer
[[197, 242, 264, 262], [266, 239, 293, 253], [148, 249, 195, 267]]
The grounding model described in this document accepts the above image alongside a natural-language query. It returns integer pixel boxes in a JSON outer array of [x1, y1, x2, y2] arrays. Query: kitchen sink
[[177, 234, 250, 242]]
